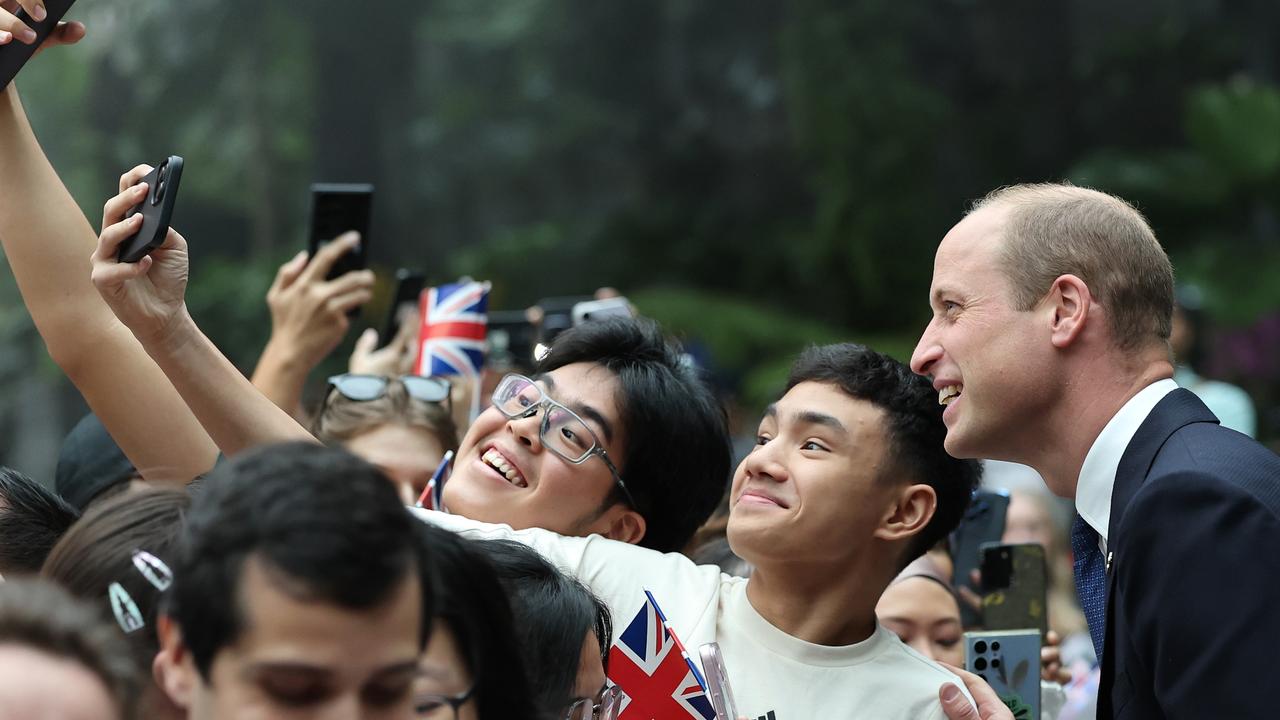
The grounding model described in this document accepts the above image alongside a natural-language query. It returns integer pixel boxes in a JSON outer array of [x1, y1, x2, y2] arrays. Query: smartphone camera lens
[[974, 641, 987, 654], [153, 162, 169, 205], [992, 658, 1001, 668], [991, 641, 1001, 651], [974, 657, 987, 671]]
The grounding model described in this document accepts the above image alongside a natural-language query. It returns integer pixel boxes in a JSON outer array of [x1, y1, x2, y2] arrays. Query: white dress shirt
[[1074, 378, 1179, 554]]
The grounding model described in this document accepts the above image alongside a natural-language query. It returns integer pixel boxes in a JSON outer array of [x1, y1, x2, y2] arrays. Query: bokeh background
[[5, 0, 1279, 481]]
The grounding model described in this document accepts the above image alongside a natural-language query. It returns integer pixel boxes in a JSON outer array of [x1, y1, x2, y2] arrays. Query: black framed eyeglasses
[[564, 685, 623, 720], [490, 374, 638, 511], [326, 374, 452, 408], [413, 684, 474, 719]]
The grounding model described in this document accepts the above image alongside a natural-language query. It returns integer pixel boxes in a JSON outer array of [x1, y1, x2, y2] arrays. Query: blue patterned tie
[[1071, 514, 1107, 659]]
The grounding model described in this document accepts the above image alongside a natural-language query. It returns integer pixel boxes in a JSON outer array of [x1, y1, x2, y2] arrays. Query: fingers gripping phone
[[0, 0, 78, 89], [117, 156, 183, 263], [307, 183, 372, 281], [950, 489, 1010, 628], [699, 643, 739, 720], [380, 269, 425, 349], [965, 630, 1041, 720], [980, 542, 1049, 637]]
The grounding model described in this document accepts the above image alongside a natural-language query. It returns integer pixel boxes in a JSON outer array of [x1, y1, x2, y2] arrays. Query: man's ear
[[874, 484, 937, 543], [1045, 274, 1092, 349], [154, 614, 195, 710], [593, 506, 647, 546]]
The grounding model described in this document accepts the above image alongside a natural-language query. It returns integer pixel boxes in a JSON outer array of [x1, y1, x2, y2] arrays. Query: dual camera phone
[[118, 156, 183, 263]]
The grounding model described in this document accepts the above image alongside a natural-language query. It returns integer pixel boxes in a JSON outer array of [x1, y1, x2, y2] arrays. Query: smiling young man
[[153, 442, 431, 719], [419, 344, 981, 718]]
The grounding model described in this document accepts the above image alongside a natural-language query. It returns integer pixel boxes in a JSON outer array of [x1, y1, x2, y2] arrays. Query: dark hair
[[0, 467, 80, 576], [168, 442, 429, 677], [537, 317, 731, 553], [55, 413, 138, 512], [417, 524, 547, 720], [474, 539, 610, 713], [0, 578, 140, 717], [786, 344, 982, 568], [42, 487, 190, 672]]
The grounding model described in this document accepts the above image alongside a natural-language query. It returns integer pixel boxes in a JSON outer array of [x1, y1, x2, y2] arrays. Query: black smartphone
[[486, 310, 536, 373], [380, 269, 425, 349], [980, 542, 1049, 636], [307, 183, 373, 281], [0, 0, 78, 89], [950, 488, 1010, 628], [117, 156, 183, 263]]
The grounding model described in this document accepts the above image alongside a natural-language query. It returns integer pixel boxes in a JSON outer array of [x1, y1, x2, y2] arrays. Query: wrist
[[138, 306, 198, 356]]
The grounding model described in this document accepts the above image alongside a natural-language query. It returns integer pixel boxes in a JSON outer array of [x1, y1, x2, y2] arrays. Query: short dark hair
[[0, 467, 80, 576], [0, 578, 140, 717], [786, 344, 981, 568], [417, 524, 547, 720], [475, 539, 611, 713], [169, 442, 429, 677], [42, 487, 190, 671], [538, 317, 732, 553]]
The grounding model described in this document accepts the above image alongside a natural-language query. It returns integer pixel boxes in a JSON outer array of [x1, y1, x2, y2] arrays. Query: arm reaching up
[[90, 171, 319, 455], [0, 56, 219, 483]]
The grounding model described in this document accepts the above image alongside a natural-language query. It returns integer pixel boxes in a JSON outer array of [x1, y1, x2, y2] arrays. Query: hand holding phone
[[0, 0, 80, 88], [117, 156, 183, 263]]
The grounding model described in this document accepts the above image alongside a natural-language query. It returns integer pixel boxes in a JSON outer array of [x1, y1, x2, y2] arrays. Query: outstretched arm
[[0, 47, 219, 483], [90, 173, 318, 455]]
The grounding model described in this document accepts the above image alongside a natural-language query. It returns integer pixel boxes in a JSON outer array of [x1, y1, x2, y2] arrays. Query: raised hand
[[90, 165, 192, 347], [0, 1, 84, 54]]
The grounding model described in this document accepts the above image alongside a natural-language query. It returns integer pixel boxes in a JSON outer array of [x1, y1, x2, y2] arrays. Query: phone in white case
[[699, 642, 739, 720]]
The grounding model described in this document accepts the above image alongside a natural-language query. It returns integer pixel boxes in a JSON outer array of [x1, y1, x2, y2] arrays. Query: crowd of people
[[1, 4, 1279, 720]]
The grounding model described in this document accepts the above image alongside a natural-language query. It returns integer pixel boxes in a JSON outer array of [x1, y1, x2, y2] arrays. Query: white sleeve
[[411, 508, 725, 640]]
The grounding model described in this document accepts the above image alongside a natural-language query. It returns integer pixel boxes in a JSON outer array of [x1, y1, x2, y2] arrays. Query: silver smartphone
[[699, 642, 739, 720], [964, 629, 1040, 720]]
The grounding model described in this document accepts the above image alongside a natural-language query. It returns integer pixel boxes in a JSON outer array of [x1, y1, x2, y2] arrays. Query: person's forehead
[[933, 206, 1009, 277], [769, 381, 887, 436]]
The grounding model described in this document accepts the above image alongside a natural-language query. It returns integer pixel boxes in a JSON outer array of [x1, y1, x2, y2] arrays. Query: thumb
[[940, 683, 979, 720], [352, 328, 378, 358]]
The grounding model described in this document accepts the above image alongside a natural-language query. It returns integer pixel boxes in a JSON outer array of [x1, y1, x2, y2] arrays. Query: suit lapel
[[1098, 388, 1218, 717]]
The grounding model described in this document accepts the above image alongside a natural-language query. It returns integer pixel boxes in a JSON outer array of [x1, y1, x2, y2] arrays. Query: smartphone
[[698, 643, 739, 720], [950, 489, 1010, 628], [380, 269, 425, 349], [980, 543, 1048, 636], [0, 0, 78, 89], [965, 630, 1040, 720], [535, 295, 592, 347], [572, 297, 633, 326], [486, 310, 537, 372], [117, 156, 183, 263], [307, 183, 373, 281]]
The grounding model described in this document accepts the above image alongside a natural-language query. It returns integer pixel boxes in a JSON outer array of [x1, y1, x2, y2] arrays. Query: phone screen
[[308, 184, 373, 281]]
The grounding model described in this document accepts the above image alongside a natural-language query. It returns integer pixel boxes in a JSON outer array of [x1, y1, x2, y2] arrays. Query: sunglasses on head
[[326, 374, 452, 407]]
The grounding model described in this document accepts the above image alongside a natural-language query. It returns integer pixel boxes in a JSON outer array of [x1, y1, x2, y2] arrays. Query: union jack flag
[[607, 591, 716, 720], [414, 280, 491, 377]]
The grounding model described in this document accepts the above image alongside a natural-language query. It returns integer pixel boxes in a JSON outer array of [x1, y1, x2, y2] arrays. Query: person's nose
[[741, 440, 788, 484], [911, 318, 943, 377], [507, 403, 545, 451]]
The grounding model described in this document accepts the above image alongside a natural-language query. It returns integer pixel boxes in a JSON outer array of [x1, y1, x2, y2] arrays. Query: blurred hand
[[1040, 630, 1071, 684], [90, 165, 192, 347], [262, 233, 374, 372], [0, 1, 84, 56], [349, 308, 419, 376], [938, 664, 1015, 720]]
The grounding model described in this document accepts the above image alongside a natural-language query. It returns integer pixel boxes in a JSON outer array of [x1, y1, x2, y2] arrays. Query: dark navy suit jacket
[[1097, 389, 1280, 719]]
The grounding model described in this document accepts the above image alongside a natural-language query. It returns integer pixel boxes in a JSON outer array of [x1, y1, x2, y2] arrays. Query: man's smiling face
[[910, 205, 1056, 460], [442, 362, 631, 538]]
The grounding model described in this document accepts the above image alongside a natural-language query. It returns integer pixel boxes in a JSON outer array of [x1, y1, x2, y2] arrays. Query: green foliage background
[[3, 0, 1279, 478]]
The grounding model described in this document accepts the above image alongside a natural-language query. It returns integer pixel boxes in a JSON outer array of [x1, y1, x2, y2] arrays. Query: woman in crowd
[[41, 487, 190, 720]]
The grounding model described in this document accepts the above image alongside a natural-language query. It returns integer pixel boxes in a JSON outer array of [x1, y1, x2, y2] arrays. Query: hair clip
[[108, 582, 145, 634], [132, 550, 174, 592]]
